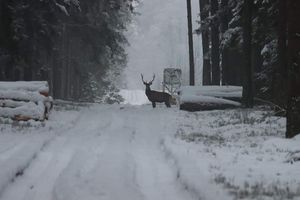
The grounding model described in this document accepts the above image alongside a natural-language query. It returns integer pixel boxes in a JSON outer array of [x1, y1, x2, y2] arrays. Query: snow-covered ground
[[164, 109, 300, 200], [119, 89, 149, 105], [0, 103, 299, 200]]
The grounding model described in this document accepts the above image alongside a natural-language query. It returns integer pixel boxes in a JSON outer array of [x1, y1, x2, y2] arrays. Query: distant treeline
[[0, 0, 135, 102]]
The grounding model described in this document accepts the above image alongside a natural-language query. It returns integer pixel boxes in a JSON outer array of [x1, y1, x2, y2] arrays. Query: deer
[[141, 74, 172, 108]]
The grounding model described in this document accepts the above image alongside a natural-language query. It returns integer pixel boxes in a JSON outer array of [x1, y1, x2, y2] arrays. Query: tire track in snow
[[0, 106, 113, 200], [52, 106, 197, 200], [0, 105, 199, 200], [0, 107, 86, 199], [128, 108, 198, 200]]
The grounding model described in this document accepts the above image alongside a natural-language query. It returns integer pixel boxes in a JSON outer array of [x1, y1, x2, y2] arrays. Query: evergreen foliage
[[0, 0, 137, 102], [197, 0, 300, 137], [197, 0, 280, 99]]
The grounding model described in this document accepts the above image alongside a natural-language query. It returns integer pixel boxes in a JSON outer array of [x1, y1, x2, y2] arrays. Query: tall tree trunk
[[0, 0, 10, 49], [272, 0, 287, 108], [211, 0, 220, 85], [286, 0, 300, 138], [220, 0, 229, 85], [242, 0, 254, 107], [62, 23, 69, 100], [187, 0, 195, 85], [199, 0, 211, 85]]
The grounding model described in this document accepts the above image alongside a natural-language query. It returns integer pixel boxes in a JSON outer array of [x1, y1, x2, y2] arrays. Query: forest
[[0, 0, 135, 102], [0, 0, 300, 137], [194, 0, 300, 138]]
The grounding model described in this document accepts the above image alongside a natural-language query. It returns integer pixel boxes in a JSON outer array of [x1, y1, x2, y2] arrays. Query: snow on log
[[0, 81, 49, 95], [0, 81, 53, 121], [0, 102, 45, 121], [179, 86, 242, 98], [0, 90, 47, 102], [179, 86, 242, 111]]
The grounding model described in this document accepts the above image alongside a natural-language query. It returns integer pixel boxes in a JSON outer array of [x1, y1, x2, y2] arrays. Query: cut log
[[180, 102, 239, 111], [179, 86, 242, 99], [179, 86, 242, 111], [13, 115, 34, 122], [0, 101, 46, 121]]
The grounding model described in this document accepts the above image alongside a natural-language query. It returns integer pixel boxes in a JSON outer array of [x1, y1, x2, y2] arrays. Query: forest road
[[0, 105, 198, 200]]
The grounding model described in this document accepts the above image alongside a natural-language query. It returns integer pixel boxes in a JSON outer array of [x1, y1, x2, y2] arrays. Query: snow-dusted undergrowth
[[163, 108, 300, 200]]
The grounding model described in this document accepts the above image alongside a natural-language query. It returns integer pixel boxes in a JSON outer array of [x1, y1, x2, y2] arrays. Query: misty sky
[[124, 0, 203, 90]]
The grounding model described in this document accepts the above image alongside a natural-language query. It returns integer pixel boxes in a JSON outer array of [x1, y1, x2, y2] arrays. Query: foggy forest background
[[0, 0, 299, 137]]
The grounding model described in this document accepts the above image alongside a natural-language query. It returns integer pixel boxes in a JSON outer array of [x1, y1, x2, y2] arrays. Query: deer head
[[141, 74, 155, 91]]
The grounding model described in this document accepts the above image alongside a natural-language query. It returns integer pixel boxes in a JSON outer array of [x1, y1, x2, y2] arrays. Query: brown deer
[[141, 74, 171, 108]]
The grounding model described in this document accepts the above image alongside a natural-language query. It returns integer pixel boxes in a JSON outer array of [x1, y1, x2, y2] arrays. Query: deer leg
[[152, 102, 156, 108], [165, 101, 171, 108]]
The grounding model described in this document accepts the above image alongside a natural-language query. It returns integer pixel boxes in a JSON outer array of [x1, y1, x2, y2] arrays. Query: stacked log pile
[[0, 81, 53, 121]]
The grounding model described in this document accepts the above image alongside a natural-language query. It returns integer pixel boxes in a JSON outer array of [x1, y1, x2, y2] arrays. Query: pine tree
[[242, 0, 254, 107], [186, 0, 195, 85], [286, 0, 300, 138], [198, 0, 211, 85], [210, 0, 220, 85]]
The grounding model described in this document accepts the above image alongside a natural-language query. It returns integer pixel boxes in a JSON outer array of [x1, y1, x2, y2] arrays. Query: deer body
[[142, 74, 171, 108]]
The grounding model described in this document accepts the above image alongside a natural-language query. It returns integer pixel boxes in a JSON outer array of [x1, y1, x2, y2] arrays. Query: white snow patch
[[119, 89, 149, 105]]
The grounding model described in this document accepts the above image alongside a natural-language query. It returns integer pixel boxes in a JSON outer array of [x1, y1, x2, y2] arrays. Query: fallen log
[[178, 86, 242, 111]]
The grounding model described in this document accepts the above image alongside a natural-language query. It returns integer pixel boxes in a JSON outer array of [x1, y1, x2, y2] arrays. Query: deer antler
[[149, 74, 155, 84], [141, 74, 146, 84]]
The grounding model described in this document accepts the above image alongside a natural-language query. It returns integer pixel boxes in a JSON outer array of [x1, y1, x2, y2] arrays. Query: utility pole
[[187, 0, 195, 85]]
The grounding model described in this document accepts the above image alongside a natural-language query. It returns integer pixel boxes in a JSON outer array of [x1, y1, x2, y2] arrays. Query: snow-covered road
[[0, 105, 197, 200], [1, 104, 299, 200]]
